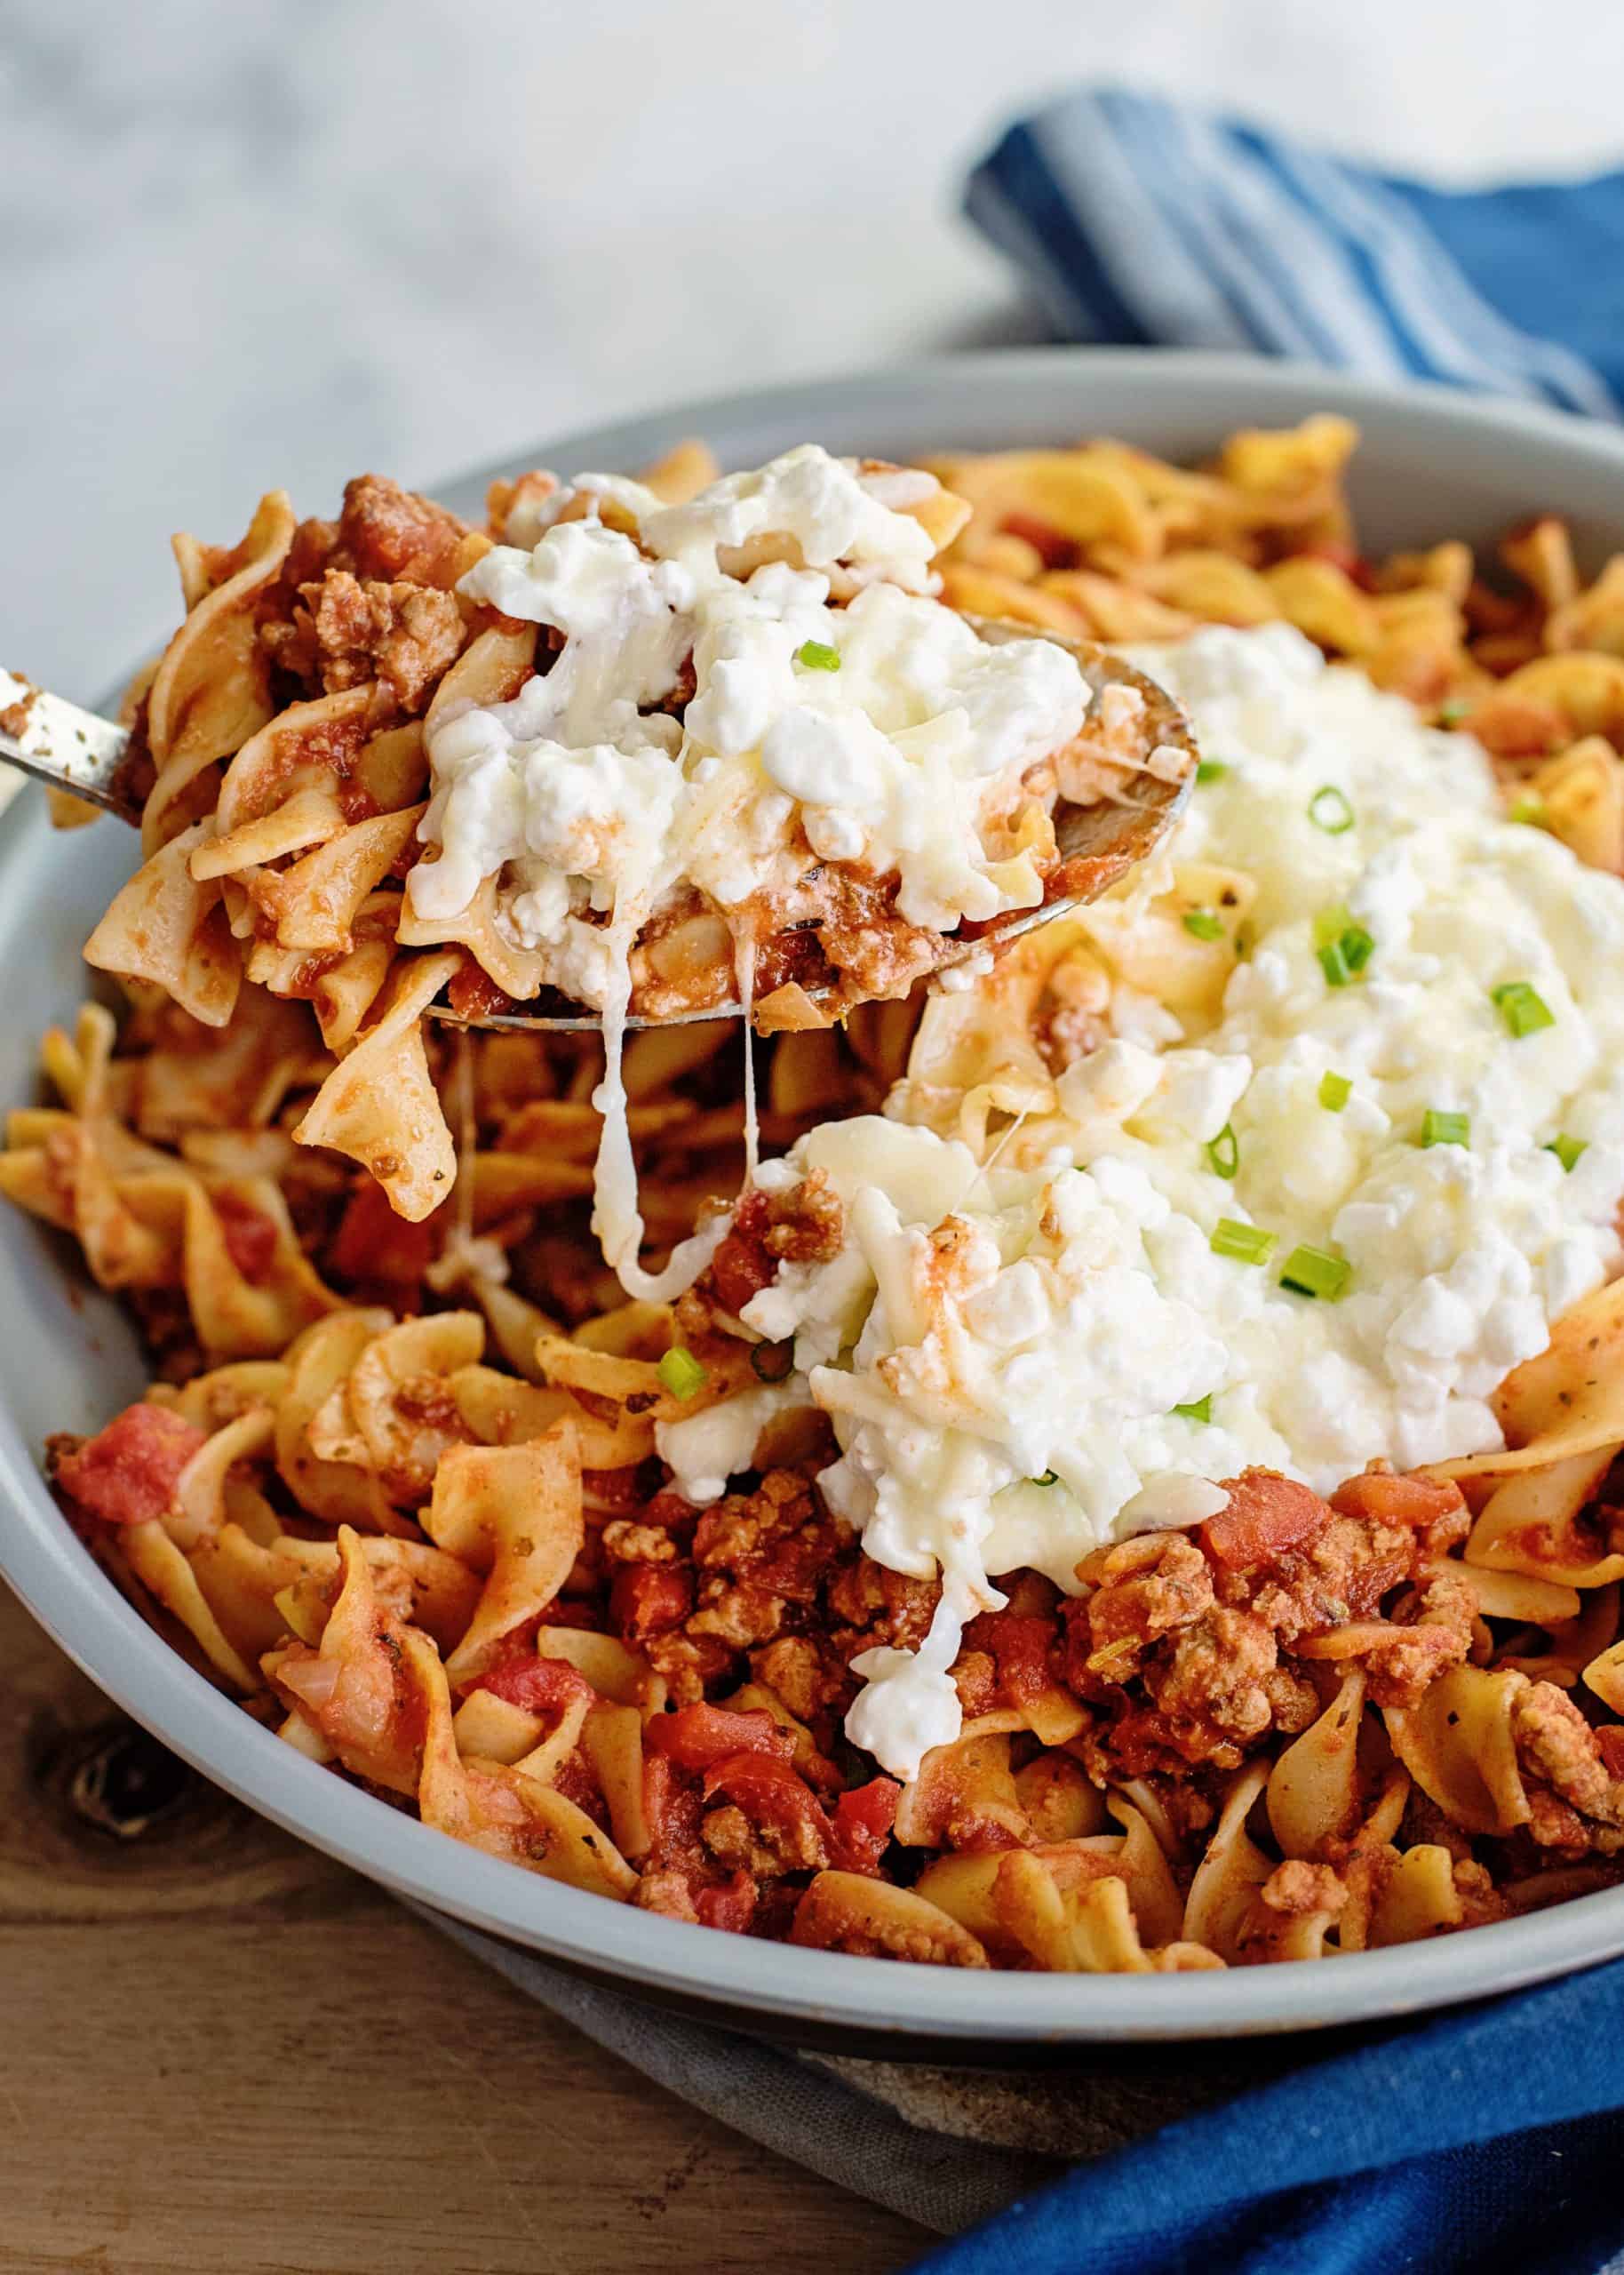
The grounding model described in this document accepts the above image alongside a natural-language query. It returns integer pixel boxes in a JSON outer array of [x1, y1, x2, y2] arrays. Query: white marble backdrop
[[5, 0, 1623, 695]]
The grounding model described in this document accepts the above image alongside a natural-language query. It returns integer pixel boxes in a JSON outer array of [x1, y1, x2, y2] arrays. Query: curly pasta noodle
[[20, 419, 1624, 1972]]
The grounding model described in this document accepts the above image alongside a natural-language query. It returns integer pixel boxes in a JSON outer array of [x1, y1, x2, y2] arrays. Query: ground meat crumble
[[469, 1449, 1624, 1936]]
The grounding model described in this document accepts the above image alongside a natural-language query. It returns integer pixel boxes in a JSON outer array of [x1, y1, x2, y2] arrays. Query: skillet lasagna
[[19, 417, 1624, 1975]]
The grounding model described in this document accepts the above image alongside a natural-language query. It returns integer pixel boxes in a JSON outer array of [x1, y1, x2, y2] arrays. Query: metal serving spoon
[[0, 627, 1195, 1034]]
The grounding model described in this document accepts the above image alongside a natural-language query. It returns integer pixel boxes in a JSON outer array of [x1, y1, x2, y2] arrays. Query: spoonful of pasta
[[0, 613, 1194, 1038], [2, 443, 1204, 1300]]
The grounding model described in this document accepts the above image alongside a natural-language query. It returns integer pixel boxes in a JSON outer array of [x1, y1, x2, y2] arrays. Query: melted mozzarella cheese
[[669, 626, 1624, 1776]]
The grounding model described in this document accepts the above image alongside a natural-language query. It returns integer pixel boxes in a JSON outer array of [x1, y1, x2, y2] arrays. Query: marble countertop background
[[6, 0, 1624, 698]]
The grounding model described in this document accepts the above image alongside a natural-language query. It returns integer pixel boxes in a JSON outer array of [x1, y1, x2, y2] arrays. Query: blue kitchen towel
[[966, 86, 1624, 419], [914, 1950, 1624, 2275]]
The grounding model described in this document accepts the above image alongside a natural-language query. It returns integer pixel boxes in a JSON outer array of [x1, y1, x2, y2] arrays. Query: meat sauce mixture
[[49, 1171, 1624, 1964]]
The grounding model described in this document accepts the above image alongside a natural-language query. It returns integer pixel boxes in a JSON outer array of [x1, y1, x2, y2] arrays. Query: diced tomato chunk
[[54, 1403, 207, 1527], [445, 962, 514, 1020], [210, 1191, 279, 1283], [703, 1751, 831, 1861], [694, 1869, 758, 1934], [827, 1776, 901, 1875], [641, 1752, 681, 1851], [1202, 1470, 1330, 1569], [639, 1489, 698, 1531], [582, 1463, 658, 1515], [1000, 512, 1079, 571], [701, 1749, 806, 1803], [610, 1561, 693, 1640], [327, 1177, 438, 1289], [709, 1193, 776, 1315], [474, 1654, 595, 1715], [1330, 1472, 1466, 1529], [962, 1611, 1056, 1704], [645, 1702, 795, 1772], [641, 1753, 706, 1872]]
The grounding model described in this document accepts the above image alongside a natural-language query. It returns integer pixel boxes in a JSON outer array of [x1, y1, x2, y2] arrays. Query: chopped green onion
[[1172, 1394, 1213, 1424], [657, 1345, 708, 1401], [1210, 1218, 1276, 1266], [1308, 785, 1355, 835], [749, 1340, 794, 1385], [794, 638, 841, 672], [1492, 980, 1556, 1039], [1507, 793, 1548, 827], [1421, 1108, 1470, 1149], [1313, 904, 1374, 988], [1033, 1470, 1059, 1487], [1182, 909, 1225, 942], [1206, 1123, 1239, 1180], [1196, 759, 1229, 785], [1437, 696, 1472, 725], [1547, 1133, 1588, 1174], [1279, 1245, 1352, 1300], [1317, 931, 1373, 988], [1318, 1071, 1352, 1113]]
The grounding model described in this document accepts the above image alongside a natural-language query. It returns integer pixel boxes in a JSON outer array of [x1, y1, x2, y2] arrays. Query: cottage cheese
[[404, 444, 1087, 1294], [662, 625, 1624, 1776]]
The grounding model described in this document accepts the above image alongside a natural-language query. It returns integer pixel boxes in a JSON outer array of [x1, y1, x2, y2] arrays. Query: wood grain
[[0, 1581, 926, 2274]]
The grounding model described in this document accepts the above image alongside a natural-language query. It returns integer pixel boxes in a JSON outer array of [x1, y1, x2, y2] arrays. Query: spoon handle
[[0, 671, 140, 823]]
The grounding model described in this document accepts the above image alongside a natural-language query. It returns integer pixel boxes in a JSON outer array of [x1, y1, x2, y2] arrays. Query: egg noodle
[[17, 418, 1624, 1974]]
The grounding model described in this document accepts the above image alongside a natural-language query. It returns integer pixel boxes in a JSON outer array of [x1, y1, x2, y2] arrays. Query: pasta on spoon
[[67, 443, 1192, 1297]]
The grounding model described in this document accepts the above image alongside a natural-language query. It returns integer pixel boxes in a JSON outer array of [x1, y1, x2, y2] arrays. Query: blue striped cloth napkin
[[966, 86, 1624, 415]]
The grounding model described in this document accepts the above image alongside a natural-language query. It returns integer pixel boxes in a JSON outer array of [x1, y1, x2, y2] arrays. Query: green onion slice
[[1547, 1133, 1588, 1173], [1318, 1071, 1352, 1113], [1507, 793, 1547, 827], [1172, 1394, 1213, 1424], [1210, 1218, 1276, 1265], [657, 1345, 709, 1401], [1309, 785, 1355, 834], [1182, 909, 1226, 942], [1279, 1245, 1352, 1300], [1313, 904, 1374, 988], [1033, 1470, 1059, 1487], [1421, 1108, 1469, 1148], [1206, 1123, 1239, 1180], [1317, 936, 1365, 988], [1492, 980, 1556, 1038], [1196, 759, 1229, 785], [794, 639, 841, 671]]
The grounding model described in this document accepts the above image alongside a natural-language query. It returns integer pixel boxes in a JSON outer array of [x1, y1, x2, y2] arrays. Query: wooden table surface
[[0, 1582, 927, 2275]]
